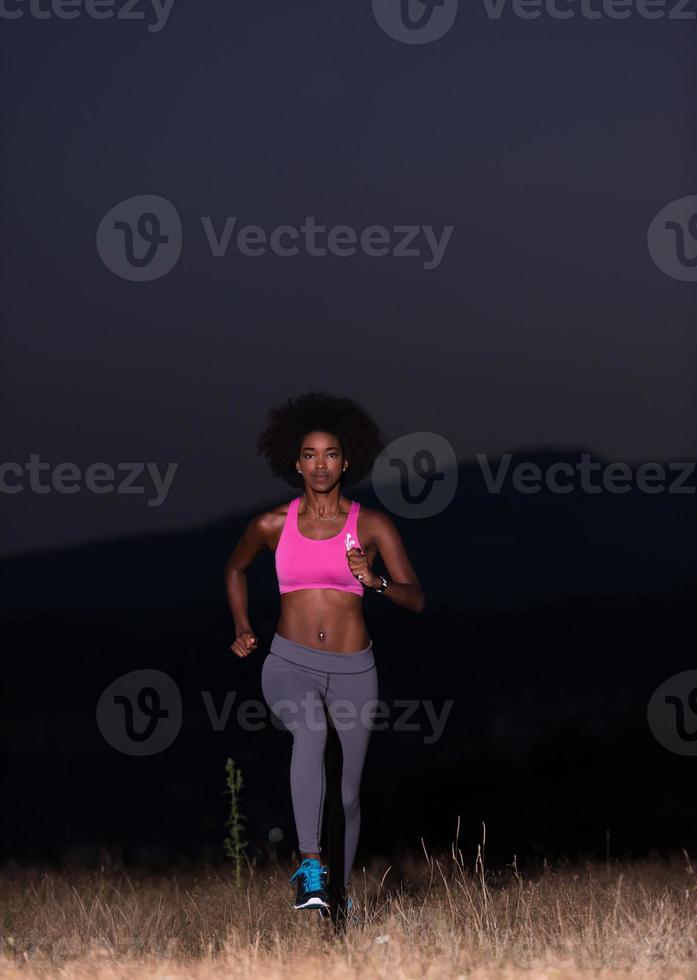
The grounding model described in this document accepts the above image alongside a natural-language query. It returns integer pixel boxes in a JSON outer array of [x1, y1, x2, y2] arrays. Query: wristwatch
[[373, 574, 388, 594]]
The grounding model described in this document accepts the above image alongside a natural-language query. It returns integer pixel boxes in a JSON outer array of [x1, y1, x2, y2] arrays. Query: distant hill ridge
[[1, 448, 694, 614]]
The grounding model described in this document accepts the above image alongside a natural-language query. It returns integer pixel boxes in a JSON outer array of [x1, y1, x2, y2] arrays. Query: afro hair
[[256, 389, 387, 489]]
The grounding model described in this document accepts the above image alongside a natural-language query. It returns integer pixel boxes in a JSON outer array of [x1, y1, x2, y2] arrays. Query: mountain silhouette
[[1, 448, 694, 615]]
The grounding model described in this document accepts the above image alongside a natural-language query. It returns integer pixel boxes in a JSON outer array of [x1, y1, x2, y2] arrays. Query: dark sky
[[2, 0, 695, 555]]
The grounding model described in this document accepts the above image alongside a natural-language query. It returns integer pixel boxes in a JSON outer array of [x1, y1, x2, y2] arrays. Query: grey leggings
[[261, 631, 378, 889]]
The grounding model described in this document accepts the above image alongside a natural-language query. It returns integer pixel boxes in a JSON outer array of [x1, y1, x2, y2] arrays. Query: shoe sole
[[293, 897, 330, 910]]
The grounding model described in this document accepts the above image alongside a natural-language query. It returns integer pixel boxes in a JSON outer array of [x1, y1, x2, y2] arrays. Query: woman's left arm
[[363, 510, 426, 613]]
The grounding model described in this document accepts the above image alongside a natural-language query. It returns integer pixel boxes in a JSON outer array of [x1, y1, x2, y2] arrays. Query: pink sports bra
[[275, 496, 365, 597]]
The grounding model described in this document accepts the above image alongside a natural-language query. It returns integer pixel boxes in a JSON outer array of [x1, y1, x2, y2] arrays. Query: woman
[[225, 390, 425, 918]]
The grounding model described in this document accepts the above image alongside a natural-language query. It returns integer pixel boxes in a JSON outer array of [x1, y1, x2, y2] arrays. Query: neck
[[302, 489, 344, 516]]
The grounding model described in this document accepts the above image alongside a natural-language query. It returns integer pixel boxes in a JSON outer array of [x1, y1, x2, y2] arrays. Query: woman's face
[[297, 431, 346, 490]]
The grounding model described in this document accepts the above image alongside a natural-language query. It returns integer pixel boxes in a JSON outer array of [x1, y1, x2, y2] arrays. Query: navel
[[318, 630, 326, 642]]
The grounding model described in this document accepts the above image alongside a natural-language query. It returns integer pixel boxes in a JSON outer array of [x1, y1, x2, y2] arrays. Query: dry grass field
[[1, 835, 696, 980]]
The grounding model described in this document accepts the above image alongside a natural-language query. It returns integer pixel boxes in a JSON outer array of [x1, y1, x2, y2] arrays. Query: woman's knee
[[291, 713, 329, 753], [341, 783, 361, 816], [267, 700, 328, 738]]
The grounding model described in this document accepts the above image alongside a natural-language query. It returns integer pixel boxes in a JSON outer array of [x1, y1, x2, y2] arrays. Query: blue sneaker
[[289, 858, 329, 910]]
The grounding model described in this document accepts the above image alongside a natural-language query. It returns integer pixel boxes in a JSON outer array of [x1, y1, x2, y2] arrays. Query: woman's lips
[[315, 474, 328, 480]]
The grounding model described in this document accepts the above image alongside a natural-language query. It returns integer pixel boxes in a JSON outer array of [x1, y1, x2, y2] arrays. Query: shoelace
[[290, 859, 326, 892]]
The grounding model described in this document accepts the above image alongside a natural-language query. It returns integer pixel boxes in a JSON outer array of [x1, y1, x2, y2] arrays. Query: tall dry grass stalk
[[222, 758, 248, 887], [1, 822, 696, 979]]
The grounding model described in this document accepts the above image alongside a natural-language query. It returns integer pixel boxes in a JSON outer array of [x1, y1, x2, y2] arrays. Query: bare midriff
[[276, 589, 371, 653]]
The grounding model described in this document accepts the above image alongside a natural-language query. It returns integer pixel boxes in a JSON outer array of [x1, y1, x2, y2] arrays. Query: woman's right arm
[[224, 513, 271, 658]]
